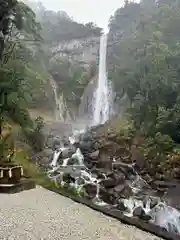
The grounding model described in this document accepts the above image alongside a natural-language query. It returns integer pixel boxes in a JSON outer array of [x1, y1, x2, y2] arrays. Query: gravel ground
[[0, 186, 162, 240]]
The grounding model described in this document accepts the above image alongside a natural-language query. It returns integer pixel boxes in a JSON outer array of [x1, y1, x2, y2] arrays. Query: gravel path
[[0, 186, 162, 240]]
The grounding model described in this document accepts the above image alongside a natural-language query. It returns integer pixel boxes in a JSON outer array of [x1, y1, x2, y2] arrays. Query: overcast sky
[[34, 0, 126, 31]]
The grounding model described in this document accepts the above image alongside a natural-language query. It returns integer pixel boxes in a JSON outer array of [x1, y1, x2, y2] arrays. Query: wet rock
[[114, 184, 133, 198], [76, 177, 85, 185], [79, 141, 94, 154], [101, 178, 117, 188], [112, 162, 137, 179], [143, 174, 153, 184], [164, 184, 180, 210], [70, 167, 83, 179], [45, 136, 61, 149], [130, 145, 145, 170], [43, 148, 54, 158], [61, 148, 75, 159], [52, 137, 61, 150], [150, 198, 159, 209], [97, 152, 112, 169], [118, 199, 128, 211], [31, 148, 54, 168], [63, 173, 75, 183], [112, 171, 126, 184], [133, 206, 151, 221], [107, 133, 118, 141], [142, 196, 149, 208], [84, 183, 97, 198], [106, 172, 115, 178], [84, 162, 94, 169], [152, 181, 177, 189], [88, 150, 99, 160], [133, 206, 144, 217], [142, 214, 152, 221], [167, 223, 180, 234], [90, 169, 106, 179], [100, 191, 113, 204], [83, 182, 110, 202], [82, 133, 94, 142], [114, 184, 125, 193]]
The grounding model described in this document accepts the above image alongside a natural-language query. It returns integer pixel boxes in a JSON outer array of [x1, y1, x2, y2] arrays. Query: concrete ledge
[[46, 186, 179, 240], [0, 179, 36, 194]]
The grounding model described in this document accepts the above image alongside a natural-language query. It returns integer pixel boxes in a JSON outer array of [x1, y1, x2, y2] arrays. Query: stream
[[46, 128, 180, 237]]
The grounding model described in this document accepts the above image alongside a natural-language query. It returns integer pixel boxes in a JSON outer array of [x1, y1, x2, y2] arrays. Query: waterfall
[[49, 77, 71, 121], [93, 34, 112, 125]]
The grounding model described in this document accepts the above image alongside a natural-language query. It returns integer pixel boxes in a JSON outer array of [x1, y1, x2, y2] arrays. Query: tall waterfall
[[93, 34, 112, 125]]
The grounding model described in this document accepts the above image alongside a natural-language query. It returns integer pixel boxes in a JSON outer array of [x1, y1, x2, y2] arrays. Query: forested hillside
[[100, 0, 180, 179], [0, 0, 42, 128], [108, 0, 180, 143]]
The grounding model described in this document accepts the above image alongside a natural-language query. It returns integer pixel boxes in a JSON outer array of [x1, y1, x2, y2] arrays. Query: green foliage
[[35, 9, 102, 44], [0, 0, 48, 162], [148, 132, 174, 153], [22, 116, 45, 152], [108, 0, 180, 143]]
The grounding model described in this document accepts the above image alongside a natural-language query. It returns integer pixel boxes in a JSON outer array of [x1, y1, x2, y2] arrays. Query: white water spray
[[93, 34, 112, 125], [50, 150, 61, 167]]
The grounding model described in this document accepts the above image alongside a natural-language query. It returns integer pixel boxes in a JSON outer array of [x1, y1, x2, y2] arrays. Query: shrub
[[23, 116, 45, 152]]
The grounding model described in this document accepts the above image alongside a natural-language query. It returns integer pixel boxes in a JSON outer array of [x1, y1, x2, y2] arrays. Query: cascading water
[[47, 129, 180, 237], [46, 33, 180, 238], [93, 34, 112, 125], [49, 77, 71, 121]]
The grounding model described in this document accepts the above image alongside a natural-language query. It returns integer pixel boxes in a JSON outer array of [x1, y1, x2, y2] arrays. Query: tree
[[108, 0, 180, 143], [0, 0, 43, 134]]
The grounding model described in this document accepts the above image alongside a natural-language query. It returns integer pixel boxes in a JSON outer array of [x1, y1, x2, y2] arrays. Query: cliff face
[[25, 1, 102, 121], [51, 36, 100, 69], [49, 36, 100, 121]]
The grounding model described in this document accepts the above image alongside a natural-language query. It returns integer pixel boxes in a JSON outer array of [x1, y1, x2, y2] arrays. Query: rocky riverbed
[[30, 121, 180, 239]]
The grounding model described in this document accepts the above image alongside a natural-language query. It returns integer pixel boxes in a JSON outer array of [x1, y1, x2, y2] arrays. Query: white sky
[[34, 0, 125, 31]]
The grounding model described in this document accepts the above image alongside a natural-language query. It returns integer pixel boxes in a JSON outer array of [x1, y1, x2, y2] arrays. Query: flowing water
[[46, 33, 180, 237], [47, 129, 180, 236], [49, 77, 71, 121], [93, 34, 113, 125]]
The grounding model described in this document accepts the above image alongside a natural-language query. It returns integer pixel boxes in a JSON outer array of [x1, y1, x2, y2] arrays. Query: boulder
[[118, 199, 128, 211], [133, 206, 144, 217], [76, 177, 85, 185], [63, 173, 75, 183], [150, 198, 159, 209], [111, 171, 126, 184], [84, 183, 97, 198], [52, 137, 61, 150], [90, 169, 107, 179], [32, 148, 54, 168], [61, 147, 75, 159], [79, 141, 94, 154], [114, 184, 133, 198], [130, 145, 145, 170], [143, 174, 153, 184], [133, 206, 151, 221], [152, 181, 177, 189], [112, 162, 137, 179], [82, 133, 94, 142], [97, 152, 112, 169], [88, 150, 99, 160], [101, 178, 117, 188]]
